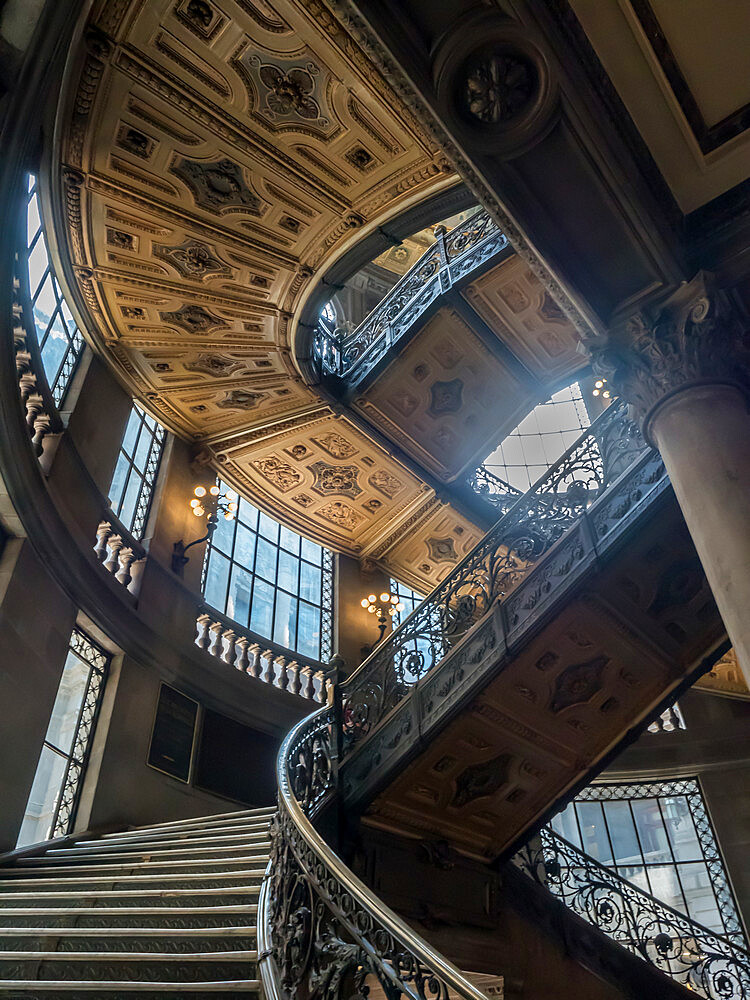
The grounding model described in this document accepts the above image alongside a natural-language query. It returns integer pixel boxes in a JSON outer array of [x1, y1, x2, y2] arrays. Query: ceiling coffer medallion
[[464, 50, 537, 124], [549, 655, 609, 714], [170, 157, 265, 214], [184, 353, 243, 378], [312, 432, 358, 459], [428, 378, 463, 416], [426, 536, 458, 563], [368, 469, 403, 499], [235, 48, 336, 137], [159, 304, 228, 334], [451, 752, 513, 808], [309, 461, 362, 498], [216, 388, 268, 410], [318, 500, 364, 531], [252, 456, 301, 492], [153, 238, 232, 280]]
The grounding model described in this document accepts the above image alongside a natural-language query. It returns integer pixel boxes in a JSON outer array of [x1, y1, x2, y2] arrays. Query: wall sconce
[[593, 378, 611, 399], [172, 484, 236, 576], [361, 591, 404, 646]]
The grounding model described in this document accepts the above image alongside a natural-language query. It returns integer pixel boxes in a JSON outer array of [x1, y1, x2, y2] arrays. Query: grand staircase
[[0, 808, 274, 997]]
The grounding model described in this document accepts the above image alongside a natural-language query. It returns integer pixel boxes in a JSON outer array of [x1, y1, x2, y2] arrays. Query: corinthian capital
[[590, 272, 750, 442]]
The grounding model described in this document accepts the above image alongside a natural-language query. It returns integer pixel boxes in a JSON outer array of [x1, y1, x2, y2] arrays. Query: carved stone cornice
[[591, 273, 750, 444]]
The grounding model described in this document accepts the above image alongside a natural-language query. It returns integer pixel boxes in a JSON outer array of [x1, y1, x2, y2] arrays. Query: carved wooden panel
[[355, 307, 535, 482], [464, 256, 585, 383]]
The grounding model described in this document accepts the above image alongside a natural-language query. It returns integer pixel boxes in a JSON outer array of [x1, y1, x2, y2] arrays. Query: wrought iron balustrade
[[339, 398, 649, 755], [259, 704, 492, 1000], [313, 209, 509, 386], [466, 465, 523, 516], [514, 827, 750, 999]]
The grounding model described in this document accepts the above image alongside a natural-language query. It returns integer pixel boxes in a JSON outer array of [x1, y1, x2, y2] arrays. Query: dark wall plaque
[[147, 683, 199, 782]]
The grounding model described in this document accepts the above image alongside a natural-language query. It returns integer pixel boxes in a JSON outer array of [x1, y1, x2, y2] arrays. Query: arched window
[[203, 484, 334, 662], [108, 403, 166, 539], [483, 381, 591, 492], [24, 175, 85, 404]]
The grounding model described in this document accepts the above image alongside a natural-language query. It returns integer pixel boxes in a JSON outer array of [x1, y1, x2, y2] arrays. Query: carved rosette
[[591, 273, 750, 444]]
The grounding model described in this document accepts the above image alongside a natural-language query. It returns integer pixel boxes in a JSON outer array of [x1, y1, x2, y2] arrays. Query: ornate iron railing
[[465, 465, 523, 516], [259, 704, 491, 1000], [314, 209, 508, 386], [514, 827, 750, 999], [339, 398, 648, 755]]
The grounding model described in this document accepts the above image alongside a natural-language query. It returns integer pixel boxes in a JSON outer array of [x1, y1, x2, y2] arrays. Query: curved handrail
[[261, 703, 491, 999], [514, 827, 750, 999], [314, 208, 508, 386], [339, 397, 649, 755]]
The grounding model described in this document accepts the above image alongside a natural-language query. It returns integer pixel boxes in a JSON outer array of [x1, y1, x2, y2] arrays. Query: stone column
[[593, 272, 750, 685]]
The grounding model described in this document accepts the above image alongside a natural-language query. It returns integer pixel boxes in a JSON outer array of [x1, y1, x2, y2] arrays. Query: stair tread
[[0, 871, 266, 886], [116, 808, 274, 834], [0, 905, 258, 916], [11, 857, 268, 875], [0, 980, 261, 990], [36, 844, 270, 861], [0, 886, 260, 898], [0, 927, 255, 937], [0, 950, 258, 960]]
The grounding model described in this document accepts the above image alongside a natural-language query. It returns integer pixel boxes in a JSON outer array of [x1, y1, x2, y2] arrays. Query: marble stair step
[[0, 887, 260, 909], [26, 842, 271, 864], [0, 904, 258, 930], [0, 870, 266, 891], [0, 981, 261, 996], [45, 830, 271, 855], [92, 822, 272, 847], [6, 856, 269, 878], [0, 926, 255, 954], [0, 951, 256, 984], [102, 810, 274, 838], [14, 845, 271, 867]]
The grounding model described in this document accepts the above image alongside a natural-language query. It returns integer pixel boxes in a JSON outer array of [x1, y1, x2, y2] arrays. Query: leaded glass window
[[24, 175, 85, 405], [17, 629, 110, 847], [108, 403, 166, 539], [552, 779, 745, 945], [483, 382, 591, 492], [203, 483, 334, 662]]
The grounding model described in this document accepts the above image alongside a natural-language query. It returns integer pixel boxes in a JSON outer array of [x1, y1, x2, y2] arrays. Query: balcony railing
[[339, 398, 649, 755], [314, 209, 508, 387], [514, 827, 750, 999]]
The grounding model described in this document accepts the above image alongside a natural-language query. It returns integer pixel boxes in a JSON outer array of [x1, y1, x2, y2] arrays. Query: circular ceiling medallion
[[433, 13, 559, 158]]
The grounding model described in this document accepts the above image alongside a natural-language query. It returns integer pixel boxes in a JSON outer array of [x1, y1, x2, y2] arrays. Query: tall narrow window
[[202, 482, 334, 662], [551, 779, 745, 946], [17, 629, 110, 847], [483, 382, 591, 492], [24, 175, 85, 405], [108, 403, 166, 539], [389, 576, 441, 682]]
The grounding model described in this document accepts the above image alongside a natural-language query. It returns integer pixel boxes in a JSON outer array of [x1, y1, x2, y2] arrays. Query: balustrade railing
[[647, 702, 686, 734], [514, 827, 750, 999], [259, 703, 492, 1000], [314, 209, 509, 386], [340, 398, 649, 755], [465, 465, 523, 516], [195, 606, 331, 703], [93, 518, 146, 596]]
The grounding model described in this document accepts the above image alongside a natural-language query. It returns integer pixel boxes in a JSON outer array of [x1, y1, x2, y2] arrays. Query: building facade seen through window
[[552, 779, 746, 946], [203, 484, 334, 662], [108, 404, 166, 540], [483, 381, 591, 492], [24, 175, 85, 405], [17, 629, 110, 847]]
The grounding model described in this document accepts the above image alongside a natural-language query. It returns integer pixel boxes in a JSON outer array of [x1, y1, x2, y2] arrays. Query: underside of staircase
[[0, 809, 274, 998]]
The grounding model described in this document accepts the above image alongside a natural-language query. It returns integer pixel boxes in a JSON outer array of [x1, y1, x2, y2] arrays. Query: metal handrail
[[262, 704, 491, 999]]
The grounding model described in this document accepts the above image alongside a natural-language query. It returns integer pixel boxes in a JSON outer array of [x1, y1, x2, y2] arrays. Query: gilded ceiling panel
[[464, 255, 586, 384], [354, 307, 535, 483]]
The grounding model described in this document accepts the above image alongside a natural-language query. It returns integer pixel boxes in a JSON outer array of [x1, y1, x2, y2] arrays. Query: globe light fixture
[[592, 377, 612, 400], [172, 483, 237, 576], [361, 590, 404, 648]]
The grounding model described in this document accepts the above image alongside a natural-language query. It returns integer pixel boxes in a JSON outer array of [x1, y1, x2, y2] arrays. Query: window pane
[[258, 512, 279, 543], [238, 501, 258, 532], [551, 802, 582, 849], [44, 651, 90, 755], [204, 550, 230, 610], [16, 745, 67, 847], [40, 315, 69, 385], [300, 561, 321, 604], [132, 423, 153, 472], [107, 404, 165, 538], [603, 800, 641, 864], [118, 470, 142, 528], [297, 601, 320, 659], [233, 521, 256, 569], [121, 410, 141, 457], [632, 798, 671, 862], [647, 864, 683, 913], [301, 537, 322, 565], [576, 802, 612, 864], [211, 509, 236, 555], [227, 564, 252, 626], [277, 550, 298, 592], [661, 796, 701, 862], [280, 526, 300, 554], [273, 590, 297, 650], [679, 862, 722, 932], [27, 237, 49, 295], [32, 274, 55, 330], [250, 579, 274, 637], [255, 537, 277, 582], [108, 452, 130, 510]]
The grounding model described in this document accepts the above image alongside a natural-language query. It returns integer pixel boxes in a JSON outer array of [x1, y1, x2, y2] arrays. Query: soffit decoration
[[569, 0, 750, 212], [53, 0, 477, 575], [694, 648, 749, 700]]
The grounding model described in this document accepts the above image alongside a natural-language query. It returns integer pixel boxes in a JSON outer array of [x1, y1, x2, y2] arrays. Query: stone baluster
[[259, 650, 274, 685], [235, 636, 250, 672], [274, 656, 288, 691], [299, 665, 313, 700], [103, 535, 124, 575], [325, 675, 335, 704], [115, 546, 136, 588], [288, 660, 301, 696], [313, 669, 325, 703], [94, 521, 113, 562], [221, 629, 236, 667], [208, 621, 224, 659], [128, 556, 146, 596], [195, 613, 211, 650], [247, 643, 261, 678]]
